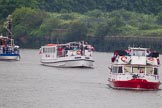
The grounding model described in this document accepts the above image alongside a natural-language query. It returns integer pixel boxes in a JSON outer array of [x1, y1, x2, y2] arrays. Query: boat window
[[43, 48, 47, 53], [47, 48, 49, 53], [132, 67, 139, 73], [132, 67, 145, 73], [146, 67, 153, 74], [112, 66, 123, 73], [124, 66, 131, 73], [52, 47, 55, 53], [112, 67, 118, 73], [50, 48, 52, 53], [43, 47, 55, 53], [132, 50, 145, 56], [48, 48, 51, 53], [118, 67, 123, 73], [154, 68, 158, 75], [46, 48, 49, 53]]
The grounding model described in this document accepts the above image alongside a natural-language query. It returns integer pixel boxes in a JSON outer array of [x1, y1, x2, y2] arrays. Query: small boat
[[0, 35, 20, 60], [108, 47, 161, 90], [39, 41, 94, 68], [0, 15, 20, 60]]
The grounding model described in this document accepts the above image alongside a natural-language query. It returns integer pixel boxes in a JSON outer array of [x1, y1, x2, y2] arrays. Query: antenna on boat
[[128, 44, 130, 49], [57, 38, 59, 44], [133, 43, 134, 48]]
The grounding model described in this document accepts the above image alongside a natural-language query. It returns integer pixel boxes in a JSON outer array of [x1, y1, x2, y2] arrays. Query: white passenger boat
[[108, 47, 161, 90], [39, 41, 94, 68], [0, 35, 20, 60]]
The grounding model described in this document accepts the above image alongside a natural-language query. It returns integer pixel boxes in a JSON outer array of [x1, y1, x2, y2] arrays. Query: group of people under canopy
[[111, 48, 159, 62], [0, 36, 19, 54], [57, 41, 94, 57], [113, 49, 159, 57]]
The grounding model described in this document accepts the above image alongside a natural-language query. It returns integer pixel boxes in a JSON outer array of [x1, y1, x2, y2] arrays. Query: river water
[[0, 49, 162, 108]]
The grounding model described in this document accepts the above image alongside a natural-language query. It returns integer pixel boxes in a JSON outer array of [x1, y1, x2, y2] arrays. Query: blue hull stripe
[[0, 54, 20, 56]]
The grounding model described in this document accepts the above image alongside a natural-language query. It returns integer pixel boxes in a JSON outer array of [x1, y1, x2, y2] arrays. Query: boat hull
[[108, 79, 160, 90], [0, 54, 20, 60], [41, 59, 94, 68]]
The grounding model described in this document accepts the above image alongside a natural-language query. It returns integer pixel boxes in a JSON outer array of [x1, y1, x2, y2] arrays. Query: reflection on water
[[0, 49, 162, 108]]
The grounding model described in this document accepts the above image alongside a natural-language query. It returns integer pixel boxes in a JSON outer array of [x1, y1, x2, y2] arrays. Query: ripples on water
[[0, 49, 162, 108]]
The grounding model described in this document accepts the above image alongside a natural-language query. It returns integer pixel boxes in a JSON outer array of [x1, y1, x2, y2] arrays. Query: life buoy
[[148, 57, 154, 61], [121, 56, 128, 63], [77, 50, 81, 55]]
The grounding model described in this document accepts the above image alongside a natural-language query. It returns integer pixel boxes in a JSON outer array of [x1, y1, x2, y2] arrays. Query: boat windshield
[[124, 66, 158, 75], [146, 67, 152, 74], [132, 67, 145, 73], [124, 66, 145, 73], [124, 66, 131, 73], [43, 47, 56, 53], [131, 50, 146, 56]]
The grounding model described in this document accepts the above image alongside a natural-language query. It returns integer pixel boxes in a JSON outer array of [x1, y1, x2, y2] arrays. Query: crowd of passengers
[[112, 49, 159, 62], [0, 37, 19, 54], [57, 41, 94, 57], [113, 50, 159, 58]]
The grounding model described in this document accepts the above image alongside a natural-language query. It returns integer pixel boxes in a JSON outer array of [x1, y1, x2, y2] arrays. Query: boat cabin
[[40, 42, 94, 59], [128, 47, 148, 56], [0, 35, 19, 54], [109, 47, 160, 90], [128, 47, 159, 58], [111, 65, 159, 76]]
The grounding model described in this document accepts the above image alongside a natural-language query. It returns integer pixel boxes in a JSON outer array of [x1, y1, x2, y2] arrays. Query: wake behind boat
[[39, 41, 94, 68], [108, 47, 161, 90]]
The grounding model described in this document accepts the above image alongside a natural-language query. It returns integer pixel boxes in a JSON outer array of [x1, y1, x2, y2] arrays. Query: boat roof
[[42, 41, 91, 48], [67, 41, 80, 44], [42, 44, 58, 47], [128, 47, 150, 51], [43, 41, 81, 47], [43, 43, 67, 47]]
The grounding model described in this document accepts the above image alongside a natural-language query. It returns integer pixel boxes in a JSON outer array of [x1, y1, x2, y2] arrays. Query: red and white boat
[[108, 47, 161, 90]]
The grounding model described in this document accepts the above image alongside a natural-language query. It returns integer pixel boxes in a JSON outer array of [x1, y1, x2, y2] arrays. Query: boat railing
[[57, 49, 93, 57], [0, 45, 19, 54]]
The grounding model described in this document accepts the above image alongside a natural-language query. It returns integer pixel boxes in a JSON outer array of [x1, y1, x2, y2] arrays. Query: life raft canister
[[121, 56, 128, 63], [77, 50, 81, 55], [148, 57, 154, 61]]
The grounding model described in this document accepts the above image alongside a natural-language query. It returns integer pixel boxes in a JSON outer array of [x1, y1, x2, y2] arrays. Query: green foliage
[[66, 20, 88, 41], [0, 0, 162, 51], [157, 11, 162, 25], [0, 0, 38, 20], [12, 7, 47, 37]]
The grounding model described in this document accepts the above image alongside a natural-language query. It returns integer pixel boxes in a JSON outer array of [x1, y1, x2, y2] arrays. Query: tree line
[[0, 0, 162, 52], [1, 0, 162, 19]]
